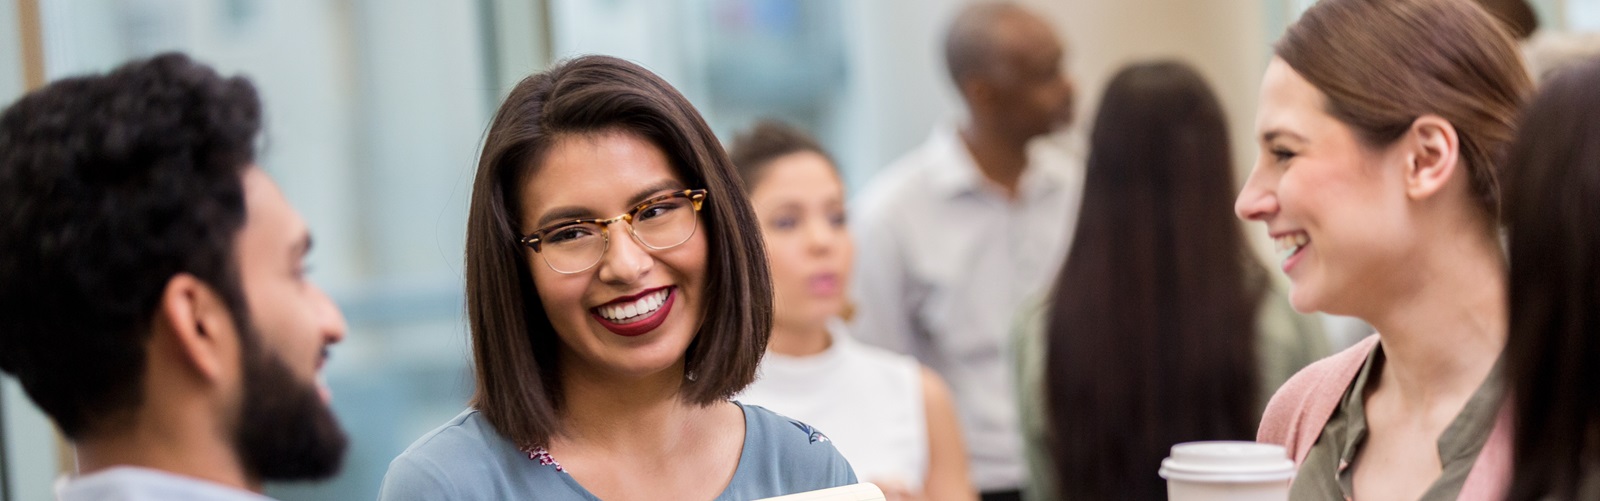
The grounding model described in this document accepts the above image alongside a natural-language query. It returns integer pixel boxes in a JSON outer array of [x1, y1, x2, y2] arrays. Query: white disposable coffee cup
[[1158, 441, 1294, 501]]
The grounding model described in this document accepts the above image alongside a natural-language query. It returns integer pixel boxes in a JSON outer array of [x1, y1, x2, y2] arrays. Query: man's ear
[[156, 273, 237, 382], [960, 76, 994, 109], [1403, 114, 1463, 202]]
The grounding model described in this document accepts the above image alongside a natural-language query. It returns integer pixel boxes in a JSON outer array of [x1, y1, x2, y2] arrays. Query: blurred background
[[1, 0, 1595, 499]]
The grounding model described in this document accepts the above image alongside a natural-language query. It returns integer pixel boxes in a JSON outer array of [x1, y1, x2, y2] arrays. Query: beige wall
[[1027, 0, 1273, 180], [1029, 0, 1282, 272], [838, 0, 1284, 191]]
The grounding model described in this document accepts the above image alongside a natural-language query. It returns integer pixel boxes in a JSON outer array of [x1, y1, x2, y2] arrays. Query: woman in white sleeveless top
[[730, 121, 977, 501]]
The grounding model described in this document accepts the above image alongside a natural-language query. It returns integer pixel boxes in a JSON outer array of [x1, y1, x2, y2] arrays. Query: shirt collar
[[924, 122, 1076, 202], [760, 317, 851, 367], [923, 123, 985, 199]]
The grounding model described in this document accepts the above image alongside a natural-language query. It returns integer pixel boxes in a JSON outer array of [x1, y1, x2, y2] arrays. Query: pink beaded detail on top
[[526, 446, 566, 473]]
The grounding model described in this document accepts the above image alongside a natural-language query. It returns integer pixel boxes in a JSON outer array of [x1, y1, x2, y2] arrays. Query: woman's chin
[[578, 329, 695, 379], [815, 299, 848, 321], [1287, 283, 1322, 315], [603, 355, 688, 381]]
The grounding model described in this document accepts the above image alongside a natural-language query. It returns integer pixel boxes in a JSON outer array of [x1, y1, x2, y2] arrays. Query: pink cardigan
[[1256, 335, 1513, 500]]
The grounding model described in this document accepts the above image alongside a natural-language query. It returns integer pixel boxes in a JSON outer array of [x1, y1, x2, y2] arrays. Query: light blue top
[[55, 467, 276, 501], [378, 402, 857, 500]]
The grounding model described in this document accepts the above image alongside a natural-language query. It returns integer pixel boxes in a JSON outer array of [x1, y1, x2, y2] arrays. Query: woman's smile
[[591, 286, 676, 337]]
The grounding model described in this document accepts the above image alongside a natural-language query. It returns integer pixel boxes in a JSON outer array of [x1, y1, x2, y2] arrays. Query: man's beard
[[231, 327, 349, 481]]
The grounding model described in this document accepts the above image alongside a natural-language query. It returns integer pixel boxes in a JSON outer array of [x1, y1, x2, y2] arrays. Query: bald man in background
[[849, 3, 1082, 500]]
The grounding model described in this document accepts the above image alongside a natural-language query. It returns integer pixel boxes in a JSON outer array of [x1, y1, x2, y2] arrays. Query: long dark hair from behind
[[464, 55, 772, 449], [1044, 61, 1264, 500], [1504, 58, 1600, 501]]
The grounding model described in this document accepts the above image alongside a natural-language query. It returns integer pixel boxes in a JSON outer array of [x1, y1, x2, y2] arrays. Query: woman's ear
[[1403, 114, 1462, 202], [156, 273, 238, 382]]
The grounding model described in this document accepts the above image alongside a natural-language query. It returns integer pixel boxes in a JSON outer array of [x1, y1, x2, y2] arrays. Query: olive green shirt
[[1290, 344, 1504, 500], [1014, 287, 1328, 501]]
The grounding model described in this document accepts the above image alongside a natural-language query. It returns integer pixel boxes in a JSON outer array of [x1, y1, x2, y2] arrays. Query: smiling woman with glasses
[[377, 56, 857, 501], [521, 189, 708, 274]]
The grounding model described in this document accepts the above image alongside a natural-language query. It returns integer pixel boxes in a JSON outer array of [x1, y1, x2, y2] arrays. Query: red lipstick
[[590, 287, 675, 337]]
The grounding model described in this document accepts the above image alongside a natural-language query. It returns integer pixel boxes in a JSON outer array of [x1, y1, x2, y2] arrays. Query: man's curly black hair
[[0, 52, 261, 438]]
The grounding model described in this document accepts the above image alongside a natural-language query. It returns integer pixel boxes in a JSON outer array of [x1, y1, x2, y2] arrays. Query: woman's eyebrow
[[1261, 129, 1308, 144], [535, 206, 594, 228], [534, 180, 688, 228], [625, 180, 687, 205]]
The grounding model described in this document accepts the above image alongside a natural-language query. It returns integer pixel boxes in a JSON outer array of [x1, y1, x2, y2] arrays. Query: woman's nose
[[596, 225, 653, 284], [1235, 164, 1279, 222]]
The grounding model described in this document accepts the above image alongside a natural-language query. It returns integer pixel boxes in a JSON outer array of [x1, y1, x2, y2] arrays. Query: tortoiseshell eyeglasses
[[519, 189, 708, 274]]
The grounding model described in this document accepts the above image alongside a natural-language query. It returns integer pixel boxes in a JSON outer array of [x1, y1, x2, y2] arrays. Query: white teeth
[[1274, 233, 1309, 263], [597, 289, 671, 323]]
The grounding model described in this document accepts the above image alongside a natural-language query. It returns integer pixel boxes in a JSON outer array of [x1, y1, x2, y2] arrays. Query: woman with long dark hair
[[1241, 0, 1532, 497], [1503, 58, 1600, 501], [377, 56, 856, 500], [1015, 60, 1325, 500]]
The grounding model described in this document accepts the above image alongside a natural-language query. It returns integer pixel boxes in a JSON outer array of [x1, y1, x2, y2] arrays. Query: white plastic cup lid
[[1158, 441, 1295, 483]]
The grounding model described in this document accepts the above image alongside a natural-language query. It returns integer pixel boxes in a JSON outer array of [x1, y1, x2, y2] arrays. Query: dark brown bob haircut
[[1277, 0, 1531, 222], [464, 55, 773, 448]]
